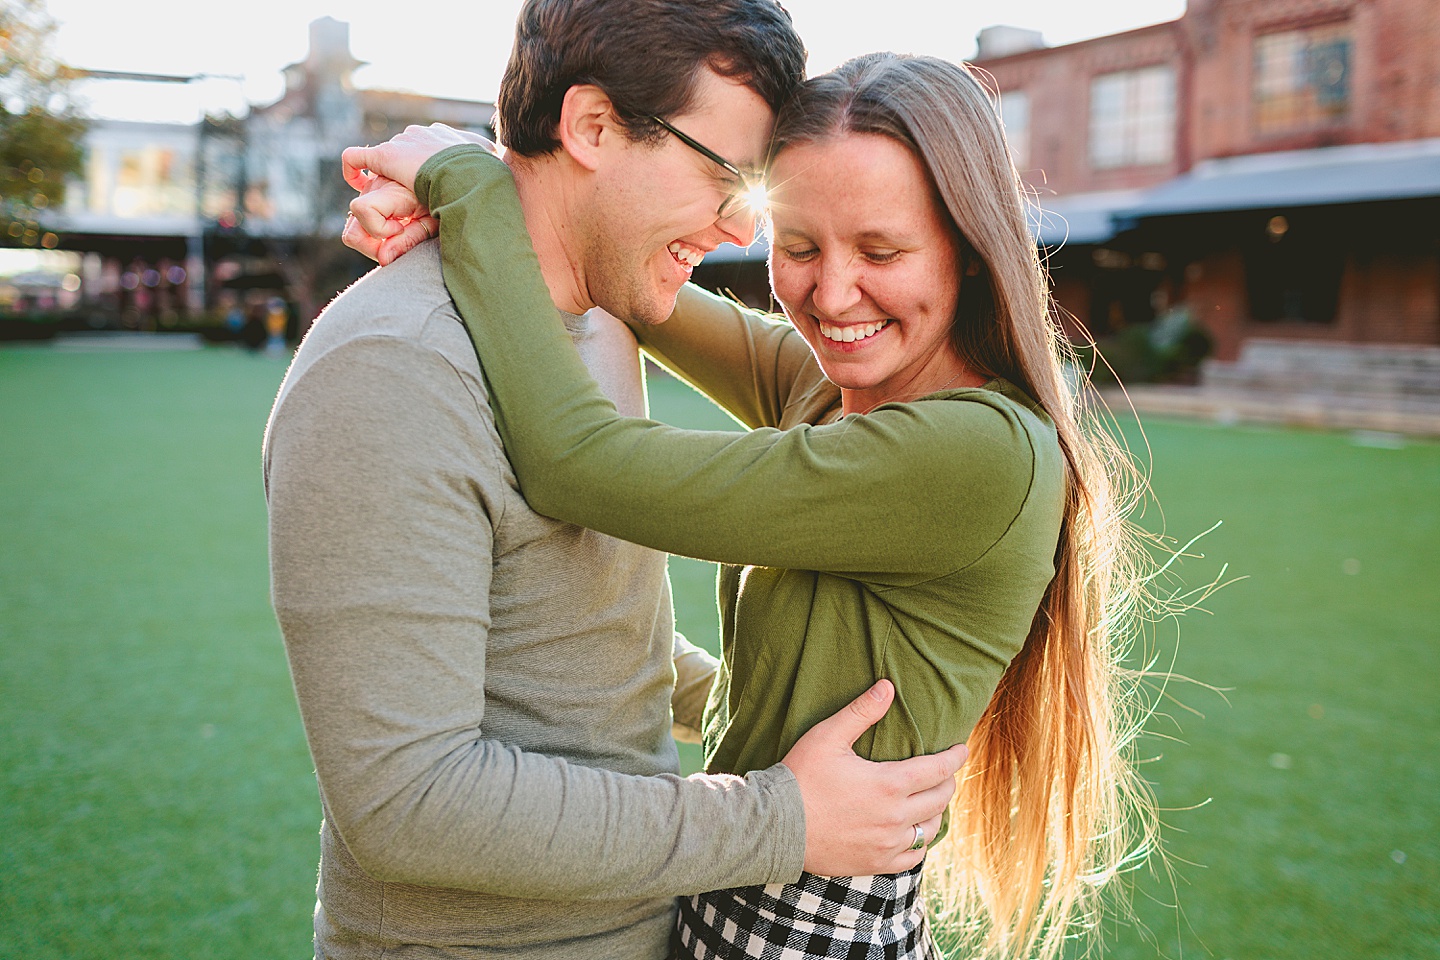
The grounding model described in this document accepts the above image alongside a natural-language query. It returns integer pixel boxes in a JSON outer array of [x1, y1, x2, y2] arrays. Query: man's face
[[580, 69, 774, 325]]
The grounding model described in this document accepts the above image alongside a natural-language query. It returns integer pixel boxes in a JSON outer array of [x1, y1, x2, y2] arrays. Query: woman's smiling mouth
[[817, 319, 891, 343]]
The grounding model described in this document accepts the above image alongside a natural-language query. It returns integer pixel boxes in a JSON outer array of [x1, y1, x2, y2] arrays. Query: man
[[265, 2, 964, 957]]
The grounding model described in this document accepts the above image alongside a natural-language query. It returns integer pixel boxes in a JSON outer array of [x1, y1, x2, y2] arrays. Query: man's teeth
[[819, 319, 891, 343], [667, 242, 705, 267]]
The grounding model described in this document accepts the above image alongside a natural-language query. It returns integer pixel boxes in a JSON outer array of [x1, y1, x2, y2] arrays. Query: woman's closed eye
[[777, 245, 903, 265]]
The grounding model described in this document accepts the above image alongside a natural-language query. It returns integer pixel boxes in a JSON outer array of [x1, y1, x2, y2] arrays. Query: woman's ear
[[959, 242, 983, 277], [557, 84, 618, 173]]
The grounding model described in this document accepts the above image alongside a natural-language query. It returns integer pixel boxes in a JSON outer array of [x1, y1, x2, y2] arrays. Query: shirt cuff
[[747, 762, 806, 884]]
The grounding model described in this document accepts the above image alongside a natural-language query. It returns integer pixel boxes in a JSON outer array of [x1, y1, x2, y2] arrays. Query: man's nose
[[717, 205, 758, 250]]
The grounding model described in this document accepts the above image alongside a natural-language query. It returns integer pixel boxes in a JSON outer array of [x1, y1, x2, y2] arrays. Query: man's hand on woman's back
[[783, 679, 966, 877]]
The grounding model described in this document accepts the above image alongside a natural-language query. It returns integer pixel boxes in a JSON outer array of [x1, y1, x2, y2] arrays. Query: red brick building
[[977, 0, 1440, 363]]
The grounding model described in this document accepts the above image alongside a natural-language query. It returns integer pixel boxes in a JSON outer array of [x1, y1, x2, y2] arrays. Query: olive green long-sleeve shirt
[[418, 146, 1065, 797]]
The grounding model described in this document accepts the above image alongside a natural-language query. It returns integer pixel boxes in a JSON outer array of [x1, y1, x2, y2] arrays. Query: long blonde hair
[[773, 53, 1158, 958]]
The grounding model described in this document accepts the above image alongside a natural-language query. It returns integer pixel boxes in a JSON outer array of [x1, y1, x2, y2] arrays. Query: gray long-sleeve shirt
[[263, 243, 805, 959]]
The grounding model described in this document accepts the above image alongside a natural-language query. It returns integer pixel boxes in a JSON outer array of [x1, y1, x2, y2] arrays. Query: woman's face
[[767, 132, 969, 412]]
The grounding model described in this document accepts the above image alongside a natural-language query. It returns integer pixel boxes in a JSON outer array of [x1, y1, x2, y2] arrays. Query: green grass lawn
[[2, 345, 1436, 959]]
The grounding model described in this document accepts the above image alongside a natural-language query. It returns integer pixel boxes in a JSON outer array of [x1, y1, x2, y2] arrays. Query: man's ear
[[557, 84, 620, 172]]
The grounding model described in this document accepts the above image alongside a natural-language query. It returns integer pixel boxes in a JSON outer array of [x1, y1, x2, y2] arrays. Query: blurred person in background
[[264, 3, 966, 959], [344, 51, 1155, 960]]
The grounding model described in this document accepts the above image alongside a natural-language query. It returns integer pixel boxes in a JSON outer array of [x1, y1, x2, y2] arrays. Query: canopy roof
[[1119, 138, 1440, 220]]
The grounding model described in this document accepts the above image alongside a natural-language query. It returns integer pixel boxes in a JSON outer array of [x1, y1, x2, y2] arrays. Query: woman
[[348, 53, 1152, 960]]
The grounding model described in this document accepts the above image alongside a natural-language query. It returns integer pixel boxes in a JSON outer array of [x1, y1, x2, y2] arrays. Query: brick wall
[[981, 24, 1183, 198], [1185, 0, 1439, 159], [977, 0, 1440, 353], [979, 0, 1440, 192], [1339, 252, 1440, 345], [1184, 251, 1249, 360]]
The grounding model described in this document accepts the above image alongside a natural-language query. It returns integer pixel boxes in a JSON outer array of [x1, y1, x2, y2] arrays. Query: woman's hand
[[343, 174, 435, 265], [341, 122, 493, 193], [340, 124, 500, 265]]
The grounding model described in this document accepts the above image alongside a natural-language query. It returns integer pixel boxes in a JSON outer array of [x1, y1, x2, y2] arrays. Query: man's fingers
[[897, 811, 943, 854], [785, 687, 971, 878], [876, 759, 956, 857], [919, 811, 944, 848], [895, 741, 967, 794], [935, 741, 968, 779], [887, 810, 945, 873], [823, 679, 894, 750], [939, 741, 968, 780], [905, 770, 958, 824]]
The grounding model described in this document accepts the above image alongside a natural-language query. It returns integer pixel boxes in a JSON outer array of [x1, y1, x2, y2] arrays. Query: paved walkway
[[1103, 384, 1440, 439], [1, 331, 209, 352]]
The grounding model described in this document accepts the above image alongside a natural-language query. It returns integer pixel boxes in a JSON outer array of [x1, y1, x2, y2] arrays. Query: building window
[[1253, 23, 1351, 134], [111, 146, 194, 219], [998, 90, 1030, 169], [1089, 66, 1175, 170]]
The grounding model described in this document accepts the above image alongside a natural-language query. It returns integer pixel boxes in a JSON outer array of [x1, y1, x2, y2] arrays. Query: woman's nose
[[811, 258, 862, 318]]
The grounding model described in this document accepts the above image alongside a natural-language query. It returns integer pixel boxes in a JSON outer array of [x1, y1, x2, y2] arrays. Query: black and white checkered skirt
[[674, 862, 940, 959]]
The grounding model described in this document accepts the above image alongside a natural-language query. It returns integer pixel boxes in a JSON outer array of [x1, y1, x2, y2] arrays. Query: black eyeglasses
[[650, 115, 762, 218]]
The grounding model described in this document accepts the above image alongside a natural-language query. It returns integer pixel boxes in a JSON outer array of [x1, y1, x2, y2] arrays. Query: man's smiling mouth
[[668, 241, 706, 267]]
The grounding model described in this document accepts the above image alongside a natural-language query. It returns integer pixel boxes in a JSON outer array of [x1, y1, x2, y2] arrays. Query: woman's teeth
[[818, 319, 891, 343], [667, 242, 705, 267]]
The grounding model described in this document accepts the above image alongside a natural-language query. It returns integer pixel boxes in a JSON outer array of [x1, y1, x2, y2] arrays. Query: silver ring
[[906, 823, 926, 852]]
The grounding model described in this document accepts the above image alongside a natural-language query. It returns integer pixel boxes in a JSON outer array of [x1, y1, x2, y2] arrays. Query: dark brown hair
[[497, 0, 807, 157]]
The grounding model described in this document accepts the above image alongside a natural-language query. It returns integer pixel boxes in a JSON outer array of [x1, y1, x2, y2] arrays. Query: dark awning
[[1118, 138, 1440, 220]]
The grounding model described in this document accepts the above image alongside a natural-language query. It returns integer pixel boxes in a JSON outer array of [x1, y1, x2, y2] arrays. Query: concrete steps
[[1201, 339, 1440, 401], [1099, 339, 1440, 438]]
